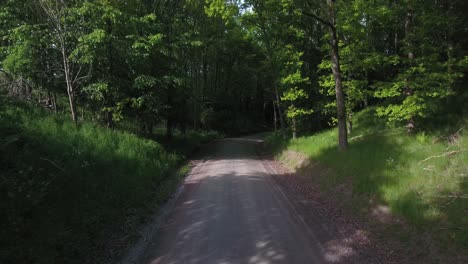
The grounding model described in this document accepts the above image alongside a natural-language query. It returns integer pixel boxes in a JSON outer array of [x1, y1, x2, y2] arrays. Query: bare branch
[[301, 10, 334, 29], [419, 149, 467, 164], [40, 157, 69, 175], [73, 65, 93, 86]]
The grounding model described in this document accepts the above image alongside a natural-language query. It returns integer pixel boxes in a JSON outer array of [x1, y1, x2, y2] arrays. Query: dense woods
[[1, 0, 468, 263], [1, 0, 467, 139]]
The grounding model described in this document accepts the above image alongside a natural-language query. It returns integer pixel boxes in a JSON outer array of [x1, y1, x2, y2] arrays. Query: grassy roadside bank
[[0, 98, 219, 263], [265, 108, 467, 261]]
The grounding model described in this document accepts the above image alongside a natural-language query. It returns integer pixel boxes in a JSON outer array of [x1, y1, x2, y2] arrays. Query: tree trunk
[[42, 0, 78, 124], [53, 92, 58, 113], [166, 118, 173, 139], [166, 92, 173, 139], [67, 88, 77, 123], [181, 120, 186, 136], [203, 54, 208, 92], [272, 100, 277, 131], [446, 0, 454, 100], [64, 65, 77, 123], [273, 83, 285, 130], [214, 58, 219, 93], [292, 116, 297, 139], [347, 112, 353, 135], [327, 0, 348, 150], [147, 122, 153, 135], [394, 4, 399, 55], [405, 1, 415, 133], [106, 111, 114, 129], [59, 33, 77, 123]]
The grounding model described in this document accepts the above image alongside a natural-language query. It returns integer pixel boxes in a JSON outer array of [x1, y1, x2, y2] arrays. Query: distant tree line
[[1, 0, 467, 147]]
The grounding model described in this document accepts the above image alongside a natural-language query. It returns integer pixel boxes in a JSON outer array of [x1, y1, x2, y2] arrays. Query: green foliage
[[376, 95, 427, 122], [70, 29, 107, 64], [374, 59, 457, 122], [311, 0, 468, 129], [0, 99, 219, 263], [82, 81, 109, 101], [205, 0, 239, 23], [2, 0, 468, 260], [2, 24, 49, 83]]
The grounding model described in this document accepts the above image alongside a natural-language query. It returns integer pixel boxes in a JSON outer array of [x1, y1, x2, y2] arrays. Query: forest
[[1, 0, 467, 263]]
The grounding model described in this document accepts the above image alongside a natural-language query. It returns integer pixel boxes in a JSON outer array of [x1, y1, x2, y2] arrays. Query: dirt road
[[140, 136, 378, 264]]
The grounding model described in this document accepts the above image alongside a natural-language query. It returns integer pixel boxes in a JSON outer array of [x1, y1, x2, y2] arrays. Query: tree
[[301, 0, 348, 150], [40, 0, 90, 123], [280, 46, 313, 139], [2, 0, 468, 140], [372, 0, 463, 131]]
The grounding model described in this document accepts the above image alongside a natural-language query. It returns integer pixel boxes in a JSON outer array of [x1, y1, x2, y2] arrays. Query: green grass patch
[[0, 98, 213, 263], [266, 107, 468, 252]]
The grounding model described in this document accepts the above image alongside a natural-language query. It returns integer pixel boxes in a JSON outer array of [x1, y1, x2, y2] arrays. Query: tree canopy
[[1, 0, 467, 146]]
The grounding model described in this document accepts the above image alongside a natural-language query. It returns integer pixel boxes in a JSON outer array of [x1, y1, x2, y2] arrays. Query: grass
[[266, 107, 468, 256], [0, 98, 217, 263]]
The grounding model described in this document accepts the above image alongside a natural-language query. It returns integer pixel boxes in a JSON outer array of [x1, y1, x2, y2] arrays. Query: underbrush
[[0, 99, 214, 263], [151, 129, 222, 157], [266, 108, 468, 255]]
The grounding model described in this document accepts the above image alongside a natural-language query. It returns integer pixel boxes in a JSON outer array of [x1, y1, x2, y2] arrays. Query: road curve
[[142, 136, 335, 264]]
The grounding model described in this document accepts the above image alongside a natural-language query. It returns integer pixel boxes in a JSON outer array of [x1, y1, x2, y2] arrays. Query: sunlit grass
[[266, 108, 468, 250]]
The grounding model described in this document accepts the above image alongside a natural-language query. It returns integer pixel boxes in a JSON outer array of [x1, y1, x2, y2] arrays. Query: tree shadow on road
[[144, 140, 385, 264]]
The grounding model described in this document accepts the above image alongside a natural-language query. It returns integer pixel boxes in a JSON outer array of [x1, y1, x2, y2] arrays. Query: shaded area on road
[[142, 137, 381, 264]]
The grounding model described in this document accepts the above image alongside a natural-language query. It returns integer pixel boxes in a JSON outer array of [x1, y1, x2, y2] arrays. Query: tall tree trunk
[[66, 85, 77, 123], [272, 100, 277, 131], [203, 53, 208, 92], [347, 112, 353, 135], [405, 1, 415, 133], [62, 54, 77, 123], [273, 83, 285, 130], [106, 111, 114, 129], [292, 115, 297, 139], [53, 92, 58, 113], [166, 92, 173, 139], [327, 0, 348, 150], [394, 0, 399, 55], [41, 1, 78, 124], [214, 59, 219, 93], [446, 0, 454, 99], [166, 118, 173, 139], [106, 18, 115, 129]]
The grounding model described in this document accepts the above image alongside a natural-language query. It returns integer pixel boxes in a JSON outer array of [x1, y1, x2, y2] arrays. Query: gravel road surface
[[141, 136, 377, 264]]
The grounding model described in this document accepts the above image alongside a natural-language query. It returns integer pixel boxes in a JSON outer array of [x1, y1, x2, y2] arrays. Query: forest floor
[[125, 134, 389, 264]]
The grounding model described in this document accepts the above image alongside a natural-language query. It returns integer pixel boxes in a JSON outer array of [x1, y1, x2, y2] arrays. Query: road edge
[[119, 158, 208, 264]]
